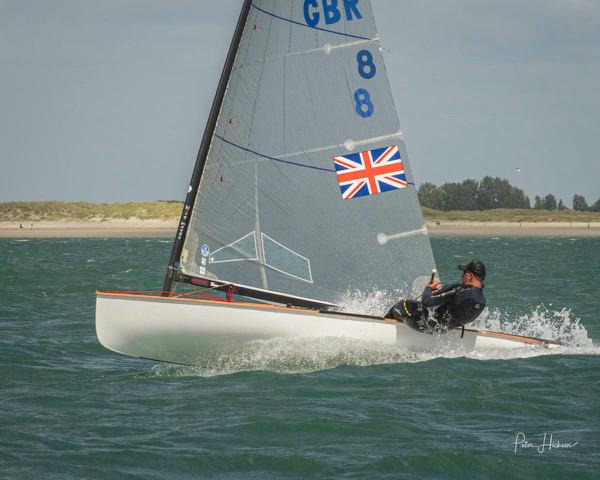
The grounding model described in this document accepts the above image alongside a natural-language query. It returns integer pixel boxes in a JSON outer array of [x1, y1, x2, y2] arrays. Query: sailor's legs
[[386, 299, 448, 334], [385, 299, 423, 320]]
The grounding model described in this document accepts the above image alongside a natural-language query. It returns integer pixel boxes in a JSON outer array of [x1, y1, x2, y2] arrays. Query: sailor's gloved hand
[[428, 280, 442, 291]]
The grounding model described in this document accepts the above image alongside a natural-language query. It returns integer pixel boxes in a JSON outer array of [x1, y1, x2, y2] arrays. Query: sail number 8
[[357, 50, 376, 79], [354, 89, 374, 118], [354, 49, 376, 118]]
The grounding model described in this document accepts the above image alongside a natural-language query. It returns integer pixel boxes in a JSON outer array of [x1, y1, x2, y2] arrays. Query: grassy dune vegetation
[[0, 201, 183, 221], [422, 207, 600, 222], [1, 202, 600, 222]]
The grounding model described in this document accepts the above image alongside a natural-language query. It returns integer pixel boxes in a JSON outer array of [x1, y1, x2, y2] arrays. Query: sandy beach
[[2, 219, 600, 238], [426, 221, 600, 237], [0, 219, 178, 238]]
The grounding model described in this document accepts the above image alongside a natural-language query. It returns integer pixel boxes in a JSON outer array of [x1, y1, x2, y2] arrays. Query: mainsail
[[169, 0, 437, 307]]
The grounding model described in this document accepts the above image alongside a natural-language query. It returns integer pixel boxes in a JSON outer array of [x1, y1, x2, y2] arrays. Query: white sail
[[179, 0, 436, 306]]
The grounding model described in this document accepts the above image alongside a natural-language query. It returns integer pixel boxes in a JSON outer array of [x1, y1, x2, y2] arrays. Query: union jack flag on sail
[[333, 145, 408, 200]]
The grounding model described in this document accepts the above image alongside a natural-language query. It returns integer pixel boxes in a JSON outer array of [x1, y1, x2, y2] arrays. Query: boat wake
[[472, 305, 592, 348], [148, 303, 597, 378]]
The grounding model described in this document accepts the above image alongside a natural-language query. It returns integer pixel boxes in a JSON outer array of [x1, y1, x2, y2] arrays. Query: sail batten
[[178, 0, 436, 309], [286, 38, 379, 57]]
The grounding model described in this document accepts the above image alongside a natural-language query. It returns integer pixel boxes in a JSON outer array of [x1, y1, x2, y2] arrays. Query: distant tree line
[[569, 194, 600, 212], [532, 193, 600, 212], [418, 177, 600, 211], [418, 177, 530, 211]]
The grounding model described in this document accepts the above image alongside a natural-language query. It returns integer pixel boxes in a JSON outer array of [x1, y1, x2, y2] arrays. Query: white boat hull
[[96, 292, 558, 365]]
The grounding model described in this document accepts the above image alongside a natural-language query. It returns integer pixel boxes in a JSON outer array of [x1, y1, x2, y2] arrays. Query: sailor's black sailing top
[[421, 283, 486, 329]]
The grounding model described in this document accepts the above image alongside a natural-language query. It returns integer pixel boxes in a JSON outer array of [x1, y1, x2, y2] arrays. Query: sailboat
[[95, 0, 559, 365]]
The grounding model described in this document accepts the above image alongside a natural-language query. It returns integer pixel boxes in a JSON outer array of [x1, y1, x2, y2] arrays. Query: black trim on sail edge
[[163, 0, 254, 295], [174, 271, 336, 310]]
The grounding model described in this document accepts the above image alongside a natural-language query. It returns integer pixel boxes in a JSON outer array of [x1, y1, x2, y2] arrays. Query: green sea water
[[1, 237, 599, 479]]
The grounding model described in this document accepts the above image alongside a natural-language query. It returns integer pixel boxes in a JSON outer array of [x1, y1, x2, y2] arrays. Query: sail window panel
[[210, 231, 258, 264], [261, 233, 313, 283], [182, 229, 264, 288]]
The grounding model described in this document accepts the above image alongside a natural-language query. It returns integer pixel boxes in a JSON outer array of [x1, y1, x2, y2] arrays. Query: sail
[[179, 0, 436, 306]]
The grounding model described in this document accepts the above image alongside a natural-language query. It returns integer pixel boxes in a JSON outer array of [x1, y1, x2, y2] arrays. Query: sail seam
[[251, 3, 371, 41], [215, 134, 335, 172]]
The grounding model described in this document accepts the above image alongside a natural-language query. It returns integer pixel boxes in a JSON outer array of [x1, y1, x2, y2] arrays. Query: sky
[[1, 0, 599, 205]]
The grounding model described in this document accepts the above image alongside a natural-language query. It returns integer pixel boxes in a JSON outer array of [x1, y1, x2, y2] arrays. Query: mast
[[163, 0, 253, 295]]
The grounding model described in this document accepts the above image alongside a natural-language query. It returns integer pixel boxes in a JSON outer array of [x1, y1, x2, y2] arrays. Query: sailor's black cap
[[458, 260, 486, 280]]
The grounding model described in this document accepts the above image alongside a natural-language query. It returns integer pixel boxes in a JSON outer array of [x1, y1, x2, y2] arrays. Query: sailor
[[385, 260, 487, 333]]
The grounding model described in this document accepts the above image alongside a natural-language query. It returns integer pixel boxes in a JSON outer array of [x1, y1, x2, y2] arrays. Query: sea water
[[1, 237, 599, 479]]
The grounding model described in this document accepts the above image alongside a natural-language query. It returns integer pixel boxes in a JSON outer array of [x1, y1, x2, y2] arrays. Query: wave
[[472, 305, 593, 348], [147, 307, 596, 378], [148, 337, 450, 378]]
